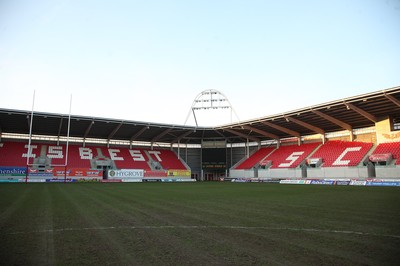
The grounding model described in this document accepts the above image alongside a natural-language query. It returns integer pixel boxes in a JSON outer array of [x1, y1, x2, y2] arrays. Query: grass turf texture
[[0, 183, 399, 265]]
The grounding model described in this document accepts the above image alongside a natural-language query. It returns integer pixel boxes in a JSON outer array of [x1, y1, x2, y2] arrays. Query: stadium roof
[[0, 86, 399, 145]]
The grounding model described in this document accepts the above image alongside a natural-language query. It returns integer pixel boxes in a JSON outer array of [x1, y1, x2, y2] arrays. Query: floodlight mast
[[184, 89, 240, 127]]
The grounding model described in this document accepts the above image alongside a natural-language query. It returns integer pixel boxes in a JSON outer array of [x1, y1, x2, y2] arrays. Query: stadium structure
[[1, 86, 400, 184]]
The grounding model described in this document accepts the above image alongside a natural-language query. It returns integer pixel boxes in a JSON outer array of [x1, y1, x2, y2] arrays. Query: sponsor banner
[[27, 168, 102, 178], [101, 179, 122, 183], [260, 178, 282, 183], [142, 179, 161, 182], [175, 178, 196, 182], [366, 179, 400, 182], [0, 167, 26, 176], [160, 178, 197, 182], [233, 178, 281, 183], [108, 169, 144, 179], [52, 167, 71, 177], [65, 168, 102, 177], [161, 178, 176, 182], [77, 178, 100, 182], [46, 178, 76, 183], [350, 180, 367, 186], [71, 169, 85, 177], [121, 179, 142, 183], [232, 178, 251, 183], [167, 170, 191, 177], [280, 179, 306, 185], [334, 181, 351, 186], [0, 179, 20, 183], [26, 179, 46, 183], [53, 168, 102, 177], [28, 168, 53, 177], [366, 181, 400, 187], [84, 170, 103, 177], [310, 180, 335, 185], [324, 179, 351, 182], [144, 170, 167, 178]]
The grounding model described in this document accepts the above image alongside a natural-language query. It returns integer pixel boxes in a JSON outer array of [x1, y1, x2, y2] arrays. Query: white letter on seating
[[333, 147, 361, 166], [79, 147, 93, 160], [130, 150, 145, 161], [278, 151, 304, 167], [23, 145, 37, 158], [149, 150, 162, 162], [47, 146, 63, 158], [109, 149, 123, 161]]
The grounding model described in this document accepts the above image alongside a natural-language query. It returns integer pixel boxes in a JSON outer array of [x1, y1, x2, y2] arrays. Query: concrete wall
[[307, 167, 369, 179], [258, 168, 303, 178], [230, 166, 399, 179], [375, 166, 400, 178]]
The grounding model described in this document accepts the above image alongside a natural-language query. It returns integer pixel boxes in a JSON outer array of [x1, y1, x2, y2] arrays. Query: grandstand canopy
[[0, 86, 399, 145]]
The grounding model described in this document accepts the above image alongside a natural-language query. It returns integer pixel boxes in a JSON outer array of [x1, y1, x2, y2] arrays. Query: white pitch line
[[3, 225, 400, 239]]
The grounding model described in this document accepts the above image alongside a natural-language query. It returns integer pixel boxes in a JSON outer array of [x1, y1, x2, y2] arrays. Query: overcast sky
[[1, 0, 399, 126]]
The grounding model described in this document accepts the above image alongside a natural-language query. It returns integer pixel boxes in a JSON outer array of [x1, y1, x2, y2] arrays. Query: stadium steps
[[361, 143, 377, 166]]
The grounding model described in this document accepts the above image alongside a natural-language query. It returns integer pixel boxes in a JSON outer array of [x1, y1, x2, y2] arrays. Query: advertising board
[[26, 167, 102, 178], [280, 179, 307, 185], [144, 170, 167, 177], [310, 180, 335, 185], [167, 170, 191, 177], [108, 169, 144, 179], [0, 167, 26, 176], [366, 181, 400, 186], [350, 180, 367, 186], [0, 179, 20, 183], [121, 179, 143, 183], [334, 180, 351, 186]]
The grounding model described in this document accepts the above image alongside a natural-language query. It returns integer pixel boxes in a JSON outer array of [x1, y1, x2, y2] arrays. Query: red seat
[[371, 142, 400, 164], [235, 147, 275, 169], [311, 140, 373, 167], [0, 141, 188, 170], [267, 143, 320, 169]]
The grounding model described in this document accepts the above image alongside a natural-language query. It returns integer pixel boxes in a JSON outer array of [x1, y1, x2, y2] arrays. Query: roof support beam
[[343, 102, 377, 123], [130, 126, 149, 142], [285, 116, 325, 135], [152, 128, 173, 143], [241, 125, 280, 141], [222, 128, 260, 143], [57, 117, 64, 145], [107, 121, 124, 144], [311, 110, 352, 131], [384, 93, 400, 108], [310, 110, 353, 140], [83, 120, 94, 139], [260, 121, 300, 138], [171, 130, 194, 144], [214, 129, 228, 139]]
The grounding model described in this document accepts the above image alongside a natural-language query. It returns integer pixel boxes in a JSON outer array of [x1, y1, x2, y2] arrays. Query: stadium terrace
[[0, 86, 400, 184]]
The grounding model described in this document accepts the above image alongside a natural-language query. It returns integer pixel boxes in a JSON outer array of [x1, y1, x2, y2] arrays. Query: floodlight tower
[[184, 89, 240, 127]]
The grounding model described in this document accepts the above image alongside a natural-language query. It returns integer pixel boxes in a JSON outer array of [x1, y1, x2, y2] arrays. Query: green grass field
[[0, 183, 399, 265]]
